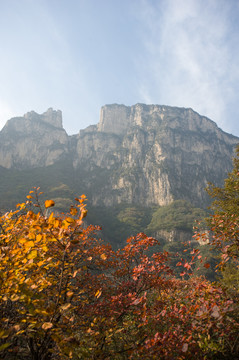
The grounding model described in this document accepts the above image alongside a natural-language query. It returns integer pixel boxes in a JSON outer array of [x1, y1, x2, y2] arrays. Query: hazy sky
[[1, 0, 239, 136]]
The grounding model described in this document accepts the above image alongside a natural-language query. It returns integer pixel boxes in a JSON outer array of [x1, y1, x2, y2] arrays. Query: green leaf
[[0, 343, 11, 352]]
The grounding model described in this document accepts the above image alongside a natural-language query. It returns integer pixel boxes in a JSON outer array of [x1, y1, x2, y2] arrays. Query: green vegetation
[[87, 204, 153, 248], [0, 162, 207, 250], [147, 200, 206, 232], [0, 159, 75, 210], [117, 206, 153, 232], [201, 145, 239, 296]]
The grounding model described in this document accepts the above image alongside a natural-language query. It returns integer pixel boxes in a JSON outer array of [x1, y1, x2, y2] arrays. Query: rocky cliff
[[0, 108, 68, 168], [73, 104, 239, 207], [0, 104, 238, 209]]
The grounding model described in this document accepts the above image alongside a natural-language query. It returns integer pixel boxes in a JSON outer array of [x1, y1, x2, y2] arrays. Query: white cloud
[[135, 0, 239, 134], [0, 0, 238, 137]]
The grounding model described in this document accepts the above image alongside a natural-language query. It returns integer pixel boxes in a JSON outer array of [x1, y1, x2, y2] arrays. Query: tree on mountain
[[205, 144, 239, 263], [0, 188, 238, 359], [194, 144, 239, 307]]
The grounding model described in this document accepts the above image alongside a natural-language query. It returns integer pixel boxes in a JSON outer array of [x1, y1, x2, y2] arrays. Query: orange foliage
[[0, 188, 238, 359]]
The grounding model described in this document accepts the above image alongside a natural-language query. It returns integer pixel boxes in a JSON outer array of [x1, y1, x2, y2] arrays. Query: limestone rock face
[[24, 108, 63, 128], [0, 104, 238, 208], [98, 104, 131, 135], [154, 229, 193, 243], [0, 108, 68, 168], [74, 104, 238, 207]]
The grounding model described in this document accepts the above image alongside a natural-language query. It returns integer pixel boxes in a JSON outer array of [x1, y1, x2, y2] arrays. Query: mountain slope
[[0, 104, 238, 208], [74, 104, 239, 208], [0, 104, 238, 246]]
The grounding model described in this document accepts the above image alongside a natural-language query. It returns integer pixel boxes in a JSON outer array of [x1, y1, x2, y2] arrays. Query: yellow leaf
[[100, 253, 107, 260], [73, 270, 78, 278], [16, 330, 25, 335], [65, 217, 74, 223], [70, 207, 78, 216], [37, 261, 45, 267], [27, 250, 38, 259], [37, 310, 48, 316], [81, 209, 88, 218], [54, 219, 59, 228], [27, 211, 34, 217], [17, 203, 26, 209], [19, 238, 27, 244], [26, 195, 33, 199], [45, 200, 55, 208], [25, 241, 34, 248], [36, 234, 42, 242], [42, 322, 53, 330], [62, 220, 70, 229], [60, 303, 71, 311], [48, 212, 54, 223], [11, 294, 20, 301], [95, 290, 102, 298], [28, 232, 35, 240]]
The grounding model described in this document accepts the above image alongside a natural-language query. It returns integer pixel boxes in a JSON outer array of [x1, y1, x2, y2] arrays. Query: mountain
[[0, 104, 238, 247], [74, 104, 238, 208], [0, 108, 68, 168]]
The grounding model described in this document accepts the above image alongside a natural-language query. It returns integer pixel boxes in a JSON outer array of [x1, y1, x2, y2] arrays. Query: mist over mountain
[[0, 104, 238, 246]]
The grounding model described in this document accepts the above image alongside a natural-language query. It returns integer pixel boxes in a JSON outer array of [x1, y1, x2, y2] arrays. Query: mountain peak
[[0, 104, 238, 209], [24, 108, 63, 128], [97, 103, 231, 139]]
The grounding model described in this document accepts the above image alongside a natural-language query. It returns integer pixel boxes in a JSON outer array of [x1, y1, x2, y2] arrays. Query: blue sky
[[0, 0, 239, 136]]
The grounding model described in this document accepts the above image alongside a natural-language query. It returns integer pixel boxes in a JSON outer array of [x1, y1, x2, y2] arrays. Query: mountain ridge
[[0, 103, 238, 246], [0, 104, 238, 209]]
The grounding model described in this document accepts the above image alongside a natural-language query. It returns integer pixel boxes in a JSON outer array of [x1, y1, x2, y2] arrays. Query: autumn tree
[[0, 189, 107, 359], [205, 144, 239, 262], [0, 188, 238, 359]]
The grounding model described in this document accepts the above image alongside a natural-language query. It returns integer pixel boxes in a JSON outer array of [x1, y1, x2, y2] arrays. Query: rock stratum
[[0, 104, 238, 209]]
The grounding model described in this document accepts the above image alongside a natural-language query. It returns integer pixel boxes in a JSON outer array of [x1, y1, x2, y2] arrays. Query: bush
[[0, 189, 238, 359]]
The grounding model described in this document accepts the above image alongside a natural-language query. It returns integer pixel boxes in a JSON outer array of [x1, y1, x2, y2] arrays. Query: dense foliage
[[194, 145, 239, 316], [147, 200, 206, 232], [0, 187, 238, 359], [205, 145, 239, 262], [0, 162, 207, 248]]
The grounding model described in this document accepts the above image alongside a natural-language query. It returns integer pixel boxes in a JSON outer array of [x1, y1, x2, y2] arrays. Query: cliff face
[[0, 104, 238, 208], [74, 104, 238, 207], [0, 108, 68, 168]]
